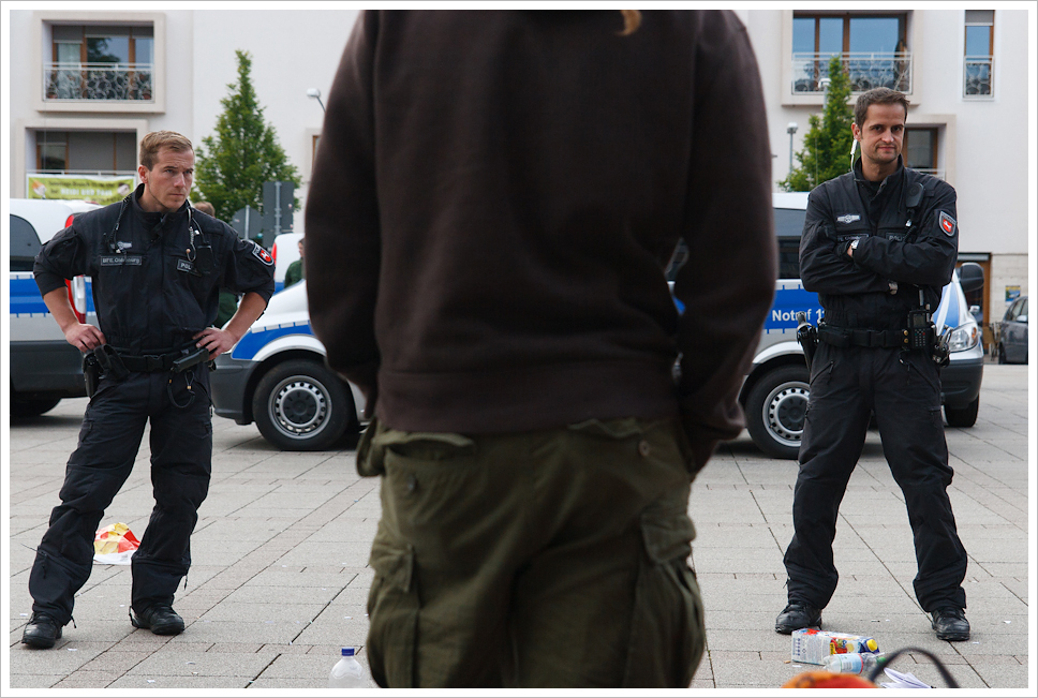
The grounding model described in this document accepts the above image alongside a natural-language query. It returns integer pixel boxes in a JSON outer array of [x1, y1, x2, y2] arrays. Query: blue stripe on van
[[232, 321, 314, 361], [9, 276, 49, 315]]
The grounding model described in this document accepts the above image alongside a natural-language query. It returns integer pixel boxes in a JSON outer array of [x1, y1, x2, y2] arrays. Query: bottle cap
[[342, 647, 355, 656]]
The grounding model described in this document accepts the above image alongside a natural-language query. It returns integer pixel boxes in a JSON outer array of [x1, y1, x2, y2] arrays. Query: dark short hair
[[139, 131, 193, 170], [854, 88, 910, 130]]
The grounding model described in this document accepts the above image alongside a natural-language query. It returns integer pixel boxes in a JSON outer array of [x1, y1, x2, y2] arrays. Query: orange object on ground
[[783, 670, 876, 688]]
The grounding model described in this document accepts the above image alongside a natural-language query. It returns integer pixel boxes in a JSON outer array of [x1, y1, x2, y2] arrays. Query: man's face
[[138, 147, 194, 213], [852, 103, 906, 169]]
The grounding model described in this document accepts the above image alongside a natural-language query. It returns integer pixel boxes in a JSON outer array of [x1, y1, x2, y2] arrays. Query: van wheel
[[945, 396, 979, 428], [745, 365, 809, 460], [11, 395, 61, 419], [253, 360, 356, 450]]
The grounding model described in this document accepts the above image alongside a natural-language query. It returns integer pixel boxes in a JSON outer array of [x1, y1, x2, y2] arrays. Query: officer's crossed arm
[[846, 187, 959, 288], [42, 287, 105, 352], [193, 292, 267, 359], [798, 190, 891, 296]]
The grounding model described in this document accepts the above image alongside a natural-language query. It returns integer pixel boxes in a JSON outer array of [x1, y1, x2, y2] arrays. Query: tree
[[192, 50, 300, 243], [779, 55, 855, 192]]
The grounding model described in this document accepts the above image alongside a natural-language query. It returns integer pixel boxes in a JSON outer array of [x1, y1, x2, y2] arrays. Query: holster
[[93, 344, 130, 381], [83, 353, 101, 398], [795, 311, 818, 371]]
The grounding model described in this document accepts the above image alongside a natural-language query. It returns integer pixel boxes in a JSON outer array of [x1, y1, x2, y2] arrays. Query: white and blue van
[[9, 199, 100, 417], [209, 280, 366, 450]]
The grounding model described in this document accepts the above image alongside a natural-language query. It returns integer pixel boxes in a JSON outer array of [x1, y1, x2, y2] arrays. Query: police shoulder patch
[[938, 211, 957, 237], [252, 241, 274, 265]]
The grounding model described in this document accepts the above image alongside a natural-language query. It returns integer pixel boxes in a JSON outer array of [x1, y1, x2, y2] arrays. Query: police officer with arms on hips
[[22, 131, 275, 649], [775, 88, 970, 642]]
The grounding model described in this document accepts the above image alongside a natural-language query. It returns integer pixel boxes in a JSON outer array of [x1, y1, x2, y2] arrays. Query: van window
[[774, 207, 807, 280], [10, 215, 41, 272]]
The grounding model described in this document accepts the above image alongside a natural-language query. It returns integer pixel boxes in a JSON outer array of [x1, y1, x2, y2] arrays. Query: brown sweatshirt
[[306, 10, 776, 470]]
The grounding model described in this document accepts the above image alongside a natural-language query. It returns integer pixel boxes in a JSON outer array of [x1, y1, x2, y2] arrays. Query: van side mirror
[[1018, 315, 1028, 324], [958, 262, 985, 294]]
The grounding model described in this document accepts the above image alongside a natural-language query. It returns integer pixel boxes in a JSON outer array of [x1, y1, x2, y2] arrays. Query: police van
[[737, 192, 985, 459], [209, 280, 366, 450], [9, 198, 101, 417]]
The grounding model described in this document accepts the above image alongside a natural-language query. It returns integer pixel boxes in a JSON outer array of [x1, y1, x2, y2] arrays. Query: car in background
[[9, 198, 101, 417], [209, 280, 366, 450], [996, 296, 1028, 364]]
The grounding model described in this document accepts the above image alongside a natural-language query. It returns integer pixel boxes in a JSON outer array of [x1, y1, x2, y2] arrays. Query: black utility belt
[[817, 324, 910, 349], [104, 345, 210, 373]]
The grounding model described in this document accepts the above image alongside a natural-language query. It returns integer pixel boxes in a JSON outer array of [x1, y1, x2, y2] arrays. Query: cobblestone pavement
[[5, 364, 1033, 692]]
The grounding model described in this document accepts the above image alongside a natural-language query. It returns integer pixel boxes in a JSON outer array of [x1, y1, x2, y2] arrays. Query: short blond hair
[[139, 131, 193, 170], [193, 201, 215, 216]]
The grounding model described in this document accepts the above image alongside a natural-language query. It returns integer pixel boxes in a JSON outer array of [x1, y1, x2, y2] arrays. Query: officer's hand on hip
[[193, 327, 237, 359], [65, 323, 105, 352]]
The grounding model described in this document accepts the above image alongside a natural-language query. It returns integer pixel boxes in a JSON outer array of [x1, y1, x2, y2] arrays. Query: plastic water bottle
[[823, 652, 885, 675], [329, 647, 365, 688]]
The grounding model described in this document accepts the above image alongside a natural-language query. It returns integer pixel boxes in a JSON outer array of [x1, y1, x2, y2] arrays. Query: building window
[[904, 128, 941, 178], [37, 132, 69, 172], [33, 130, 137, 176], [792, 12, 910, 94], [45, 24, 154, 102], [964, 10, 994, 97]]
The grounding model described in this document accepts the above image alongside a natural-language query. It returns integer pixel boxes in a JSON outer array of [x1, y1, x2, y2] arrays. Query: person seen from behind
[[306, 10, 776, 687]]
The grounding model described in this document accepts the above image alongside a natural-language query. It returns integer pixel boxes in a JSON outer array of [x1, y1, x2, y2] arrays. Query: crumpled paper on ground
[[93, 523, 139, 565]]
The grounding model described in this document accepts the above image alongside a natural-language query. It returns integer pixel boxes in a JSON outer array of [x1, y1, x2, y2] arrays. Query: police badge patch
[[252, 241, 274, 265], [938, 211, 957, 236]]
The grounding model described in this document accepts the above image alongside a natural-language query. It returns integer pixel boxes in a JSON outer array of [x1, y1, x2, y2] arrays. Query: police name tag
[[177, 259, 196, 274], [100, 255, 142, 266]]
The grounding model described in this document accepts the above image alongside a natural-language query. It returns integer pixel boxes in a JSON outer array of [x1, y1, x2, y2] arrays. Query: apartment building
[[6, 7, 1031, 325]]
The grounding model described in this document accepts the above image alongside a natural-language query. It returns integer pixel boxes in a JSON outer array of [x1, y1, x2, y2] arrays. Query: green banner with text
[[27, 174, 135, 206]]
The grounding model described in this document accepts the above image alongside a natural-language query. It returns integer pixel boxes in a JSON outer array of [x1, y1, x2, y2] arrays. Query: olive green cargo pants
[[356, 416, 705, 688]]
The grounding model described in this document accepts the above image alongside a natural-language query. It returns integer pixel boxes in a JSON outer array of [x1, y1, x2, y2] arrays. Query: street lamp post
[[307, 87, 326, 113], [786, 121, 798, 175]]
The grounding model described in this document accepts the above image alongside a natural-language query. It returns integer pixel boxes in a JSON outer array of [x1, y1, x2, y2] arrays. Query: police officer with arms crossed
[[775, 88, 970, 642], [22, 131, 275, 649]]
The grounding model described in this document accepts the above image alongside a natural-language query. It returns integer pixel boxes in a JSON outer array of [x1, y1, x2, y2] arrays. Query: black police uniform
[[782, 156, 968, 614], [30, 184, 274, 627]]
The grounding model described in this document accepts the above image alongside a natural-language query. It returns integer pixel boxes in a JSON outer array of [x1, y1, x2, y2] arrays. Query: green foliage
[[779, 55, 855, 192], [192, 50, 300, 241]]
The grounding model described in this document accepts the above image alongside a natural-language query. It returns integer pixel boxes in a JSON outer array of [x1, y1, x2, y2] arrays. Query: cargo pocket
[[621, 499, 705, 688], [367, 534, 419, 688]]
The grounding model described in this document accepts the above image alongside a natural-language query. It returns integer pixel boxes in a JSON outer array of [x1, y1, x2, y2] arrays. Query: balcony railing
[[792, 52, 913, 94], [964, 56, 993, 96], [43, 62, 153, 102]]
